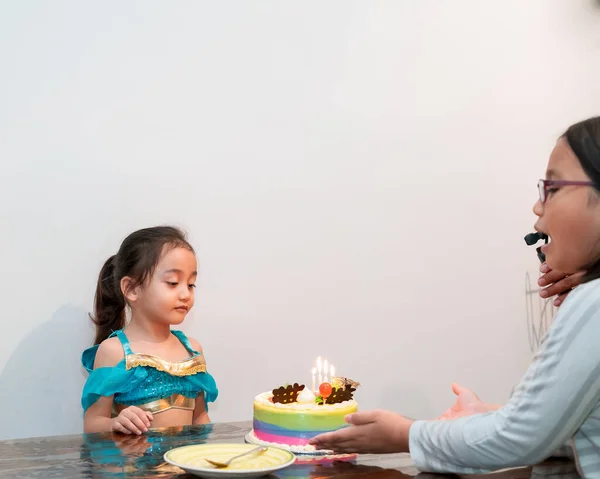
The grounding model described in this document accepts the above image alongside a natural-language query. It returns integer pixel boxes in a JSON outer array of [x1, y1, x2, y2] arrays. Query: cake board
[[245, 430, 334, 456]]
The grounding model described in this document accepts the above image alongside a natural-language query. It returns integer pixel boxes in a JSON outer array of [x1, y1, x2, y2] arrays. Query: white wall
[[1, 0, 600, 440]]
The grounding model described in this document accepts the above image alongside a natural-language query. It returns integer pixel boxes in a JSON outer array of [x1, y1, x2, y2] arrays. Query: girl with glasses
[[310, 117, 600, 477]]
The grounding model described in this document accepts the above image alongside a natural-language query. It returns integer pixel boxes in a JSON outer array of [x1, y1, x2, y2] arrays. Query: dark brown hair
[[563, 116, 600, 282], [91, 226, 194, 345]]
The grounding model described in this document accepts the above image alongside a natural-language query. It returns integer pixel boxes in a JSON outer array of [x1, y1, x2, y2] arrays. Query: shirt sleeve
[[408, 280, 600, 473]]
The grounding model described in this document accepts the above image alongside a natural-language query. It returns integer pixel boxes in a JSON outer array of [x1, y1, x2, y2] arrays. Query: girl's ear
[[121, 277, 139, 304]]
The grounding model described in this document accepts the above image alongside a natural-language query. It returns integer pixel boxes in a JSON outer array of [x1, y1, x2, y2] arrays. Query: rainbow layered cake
[[247, 376, 360, 454]]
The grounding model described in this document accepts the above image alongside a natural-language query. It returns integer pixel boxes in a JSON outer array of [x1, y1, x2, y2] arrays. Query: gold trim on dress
[[125, 353, 207, 376], [114, 394, 196, 415]]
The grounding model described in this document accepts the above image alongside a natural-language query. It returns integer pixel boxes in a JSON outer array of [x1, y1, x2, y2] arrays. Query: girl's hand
[[538, 263, 585, 307], [437, 383, 500, 420], [309, 410, 412, 453], [110, 406, 153, 435]]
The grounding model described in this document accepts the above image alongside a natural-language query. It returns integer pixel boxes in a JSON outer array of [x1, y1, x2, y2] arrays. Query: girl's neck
[[125, 314, 172, 343]]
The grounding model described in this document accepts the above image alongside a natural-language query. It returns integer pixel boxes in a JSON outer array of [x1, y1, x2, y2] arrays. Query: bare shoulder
[[94, 337, 125, 368], [188, 337, 204, 353]]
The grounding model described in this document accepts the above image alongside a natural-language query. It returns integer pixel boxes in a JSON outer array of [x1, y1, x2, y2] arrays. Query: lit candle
[[330, 364, 335, 379], [317, 356, 322, 385], [311, 368, 316, 392], [323, 358, 329, 383]]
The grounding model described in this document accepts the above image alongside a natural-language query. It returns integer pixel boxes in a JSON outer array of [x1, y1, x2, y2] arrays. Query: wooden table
[[0, 421, 580, 479]]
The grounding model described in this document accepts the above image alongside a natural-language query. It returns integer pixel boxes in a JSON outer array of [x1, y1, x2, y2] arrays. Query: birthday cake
[[247, 363, 360, 454]]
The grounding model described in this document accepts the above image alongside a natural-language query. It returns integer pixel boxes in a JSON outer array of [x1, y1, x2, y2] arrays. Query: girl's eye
[[167, 282, 178, 286], [547, 187, 560, 197], [188, 284, 196, 289]]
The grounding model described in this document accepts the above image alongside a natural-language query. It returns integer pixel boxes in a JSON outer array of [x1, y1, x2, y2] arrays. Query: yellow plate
[[164, 443, 295, 478]]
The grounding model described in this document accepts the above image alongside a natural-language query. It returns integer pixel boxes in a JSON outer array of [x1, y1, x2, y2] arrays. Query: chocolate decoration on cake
[[324, 386, 356, 404], [317, 377, 360, 404], [272, 383, 305, 404]]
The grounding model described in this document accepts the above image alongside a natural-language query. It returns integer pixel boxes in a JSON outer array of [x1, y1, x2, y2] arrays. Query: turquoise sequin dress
[[81, 329, 218, 414]]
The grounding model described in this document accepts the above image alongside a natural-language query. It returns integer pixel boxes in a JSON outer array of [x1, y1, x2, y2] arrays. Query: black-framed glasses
[[537, 179, 595, 203]]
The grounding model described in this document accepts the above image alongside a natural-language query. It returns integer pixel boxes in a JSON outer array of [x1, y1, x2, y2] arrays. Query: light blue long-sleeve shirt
[[409, 278, 600, 477]]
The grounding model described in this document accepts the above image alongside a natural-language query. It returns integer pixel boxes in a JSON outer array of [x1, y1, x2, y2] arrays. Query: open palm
[[437, 383, 500, 420]]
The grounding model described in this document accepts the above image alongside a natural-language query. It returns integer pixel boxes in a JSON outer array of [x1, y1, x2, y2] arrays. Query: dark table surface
[[0, 421, 581, 479]]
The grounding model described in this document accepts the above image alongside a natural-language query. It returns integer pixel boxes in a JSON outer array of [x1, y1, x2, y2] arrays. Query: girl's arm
[[83, 338, 152, 434], [84, 395, 117, 433], [84, 396, 153, 434], [193, 392, 211, 425], [188, 337, 212, 425], [409, 280, 600, 473]]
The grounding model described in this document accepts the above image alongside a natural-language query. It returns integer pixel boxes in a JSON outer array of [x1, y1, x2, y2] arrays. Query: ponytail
[[91, 255, 125, 345]]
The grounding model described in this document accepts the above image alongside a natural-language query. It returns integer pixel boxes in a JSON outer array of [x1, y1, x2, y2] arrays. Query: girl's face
[[533, 137, 600, 274], [126, 246, 197, 325]]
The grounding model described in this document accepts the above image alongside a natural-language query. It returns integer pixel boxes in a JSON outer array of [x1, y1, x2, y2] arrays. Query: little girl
[[81, 226, 218, 434]]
